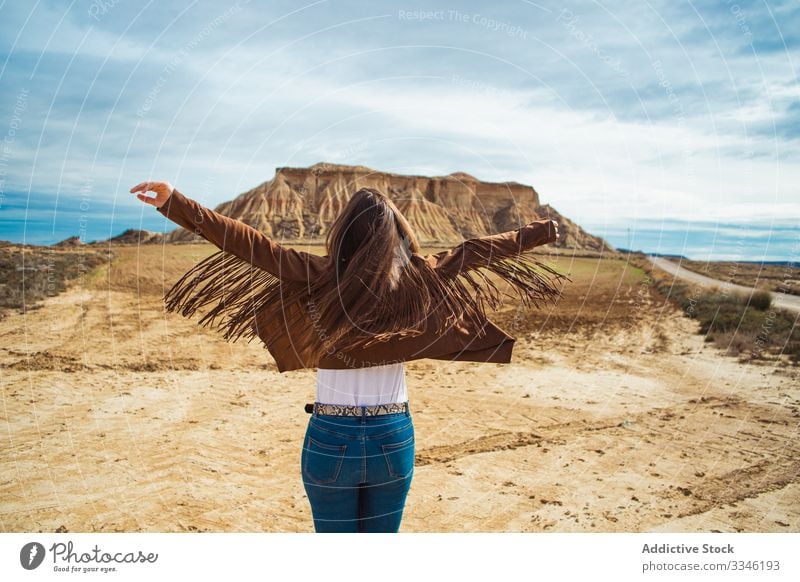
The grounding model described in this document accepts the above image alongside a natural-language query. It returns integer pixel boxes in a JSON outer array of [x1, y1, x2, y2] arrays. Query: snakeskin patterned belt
[[304, 401, 410, 416]]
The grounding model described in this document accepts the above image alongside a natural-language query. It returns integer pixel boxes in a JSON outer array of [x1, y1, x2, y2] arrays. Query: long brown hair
[[307, 187, 435, 351]]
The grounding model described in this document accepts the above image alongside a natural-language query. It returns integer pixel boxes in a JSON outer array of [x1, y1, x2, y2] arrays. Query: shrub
[[748, 290, 773, 311]]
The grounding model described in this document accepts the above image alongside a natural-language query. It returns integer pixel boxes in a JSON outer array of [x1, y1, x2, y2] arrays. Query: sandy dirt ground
[[1, 250, 798, 533]]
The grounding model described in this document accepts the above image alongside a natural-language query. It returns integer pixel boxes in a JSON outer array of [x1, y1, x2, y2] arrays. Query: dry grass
[[0, 245, 109, 315]]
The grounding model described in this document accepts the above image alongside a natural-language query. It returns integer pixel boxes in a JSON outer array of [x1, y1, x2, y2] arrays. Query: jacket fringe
[[163, 250, 289, 344], [161, 247, 569, 361]]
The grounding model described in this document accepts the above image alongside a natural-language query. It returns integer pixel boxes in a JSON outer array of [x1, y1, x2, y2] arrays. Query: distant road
[[648, 256, 800, 314]]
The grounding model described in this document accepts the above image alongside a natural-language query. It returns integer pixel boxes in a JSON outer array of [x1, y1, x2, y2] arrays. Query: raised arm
[[423, 219, 558, 275], [132, 182, 325, 282]]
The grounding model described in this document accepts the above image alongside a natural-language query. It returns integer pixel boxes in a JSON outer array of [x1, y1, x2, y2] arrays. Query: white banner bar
[[2, 533, 798, 581]]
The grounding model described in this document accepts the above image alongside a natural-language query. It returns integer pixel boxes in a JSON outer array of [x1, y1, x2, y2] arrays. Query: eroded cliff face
[[164, 162, 612, 251]]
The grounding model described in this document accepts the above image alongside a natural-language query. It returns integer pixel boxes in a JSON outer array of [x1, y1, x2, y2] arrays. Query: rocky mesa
[[161, 162, 612, 251]]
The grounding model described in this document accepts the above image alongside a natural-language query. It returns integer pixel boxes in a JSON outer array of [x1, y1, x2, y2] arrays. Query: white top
[[316, 362, 408, 406]]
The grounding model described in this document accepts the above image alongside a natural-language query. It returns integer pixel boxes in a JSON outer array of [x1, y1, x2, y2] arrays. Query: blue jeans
[[301, 404, 415, 532]]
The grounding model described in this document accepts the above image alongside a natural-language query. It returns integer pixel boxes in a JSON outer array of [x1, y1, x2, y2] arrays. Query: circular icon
[[20, 542, 46, 570]]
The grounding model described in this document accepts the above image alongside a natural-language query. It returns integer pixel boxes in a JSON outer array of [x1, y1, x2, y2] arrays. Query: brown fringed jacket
[[156, 189, 565, 372]]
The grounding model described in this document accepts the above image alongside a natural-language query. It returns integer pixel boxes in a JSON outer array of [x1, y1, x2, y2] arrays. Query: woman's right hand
[[130, 181, 174, 209]]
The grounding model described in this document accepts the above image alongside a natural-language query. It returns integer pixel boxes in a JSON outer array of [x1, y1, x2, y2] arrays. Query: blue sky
[[0, 0, 798, 259]]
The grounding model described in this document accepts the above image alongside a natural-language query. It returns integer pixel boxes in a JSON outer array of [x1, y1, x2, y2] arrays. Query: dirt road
[[648, 256, 800, 314]]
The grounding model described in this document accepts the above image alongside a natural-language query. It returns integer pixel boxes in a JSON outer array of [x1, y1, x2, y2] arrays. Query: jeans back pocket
[[303, 435, 347, 484], [381, 435, 415, 478]]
